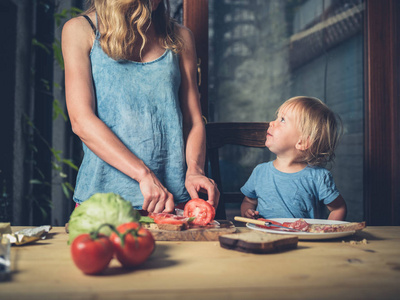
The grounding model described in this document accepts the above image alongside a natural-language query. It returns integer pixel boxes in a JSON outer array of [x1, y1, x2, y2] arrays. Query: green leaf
[[32, 38, 50, 54], [51, 161, 62, 171], [54, 9, 68, 27], [50, 148, 62, 161], [52, 40, 64, 70], [61, 183, 71, 198], [41, 78, 50, 91], [53, 99, 68, 121], [38, 206, 48, 221], [70, 7, 83, 15], [59, 172, 68, 178], [64, 182, 75, 192], [62, 159, 79, 171], [139, 216, 155, 224], [29, 179, 43, 185]]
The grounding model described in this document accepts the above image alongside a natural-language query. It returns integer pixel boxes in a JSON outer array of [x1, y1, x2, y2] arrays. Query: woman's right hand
[[138, 171, 175, 213]]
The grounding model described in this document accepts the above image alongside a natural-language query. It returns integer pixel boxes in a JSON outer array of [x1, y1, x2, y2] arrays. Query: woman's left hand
[[185, 173, 220, 208]]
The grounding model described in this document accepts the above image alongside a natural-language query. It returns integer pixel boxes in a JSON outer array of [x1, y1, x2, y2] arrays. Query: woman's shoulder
[[62, 15, 96, 38], [62, 14, 96, 49], [174, 24, 194, 44], [174, 23, 192, 35], [63, 13, 95, 32]]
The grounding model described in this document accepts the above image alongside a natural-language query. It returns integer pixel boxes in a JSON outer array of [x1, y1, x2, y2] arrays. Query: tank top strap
[[95, 12, 99, 29], [82, 15, 97, 35]]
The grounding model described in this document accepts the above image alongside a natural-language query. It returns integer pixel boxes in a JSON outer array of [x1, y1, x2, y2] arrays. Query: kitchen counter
[[2, 226, 400, 300]]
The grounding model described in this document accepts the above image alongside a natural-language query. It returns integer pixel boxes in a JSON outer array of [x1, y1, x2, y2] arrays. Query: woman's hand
[[138, 171, 175, 213], [185, 173, 220, 208]]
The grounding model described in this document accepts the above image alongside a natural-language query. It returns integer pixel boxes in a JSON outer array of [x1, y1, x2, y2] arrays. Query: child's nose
[[269, 120, 275, 127]]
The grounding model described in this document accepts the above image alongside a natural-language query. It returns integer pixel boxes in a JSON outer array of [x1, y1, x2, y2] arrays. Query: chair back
[[205, 122, 269, 219]]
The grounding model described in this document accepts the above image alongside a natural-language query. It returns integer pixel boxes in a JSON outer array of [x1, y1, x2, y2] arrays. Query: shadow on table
[[353, 230, 383, 241], [100, 244, 179, 276]]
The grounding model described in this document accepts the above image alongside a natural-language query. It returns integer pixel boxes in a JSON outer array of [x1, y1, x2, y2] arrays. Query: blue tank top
[[73, 22, 190, 207]]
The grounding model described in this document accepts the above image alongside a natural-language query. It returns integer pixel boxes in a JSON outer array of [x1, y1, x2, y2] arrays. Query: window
[[209, 0, 365, 221]]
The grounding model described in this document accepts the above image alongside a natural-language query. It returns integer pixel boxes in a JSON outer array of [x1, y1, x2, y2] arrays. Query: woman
[[62, 0, 219, 213]]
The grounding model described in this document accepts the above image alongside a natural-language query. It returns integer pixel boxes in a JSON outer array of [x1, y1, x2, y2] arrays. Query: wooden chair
[[205, 122, 269, 220]]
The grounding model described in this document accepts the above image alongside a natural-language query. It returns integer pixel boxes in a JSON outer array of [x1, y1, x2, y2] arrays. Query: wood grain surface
[[2, 226, 400, 300], [148, 220, 237, 241]]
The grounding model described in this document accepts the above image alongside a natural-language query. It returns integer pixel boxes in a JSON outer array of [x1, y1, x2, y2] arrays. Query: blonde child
[[62, 0, 219, 213], [240, 96, 347, 220]]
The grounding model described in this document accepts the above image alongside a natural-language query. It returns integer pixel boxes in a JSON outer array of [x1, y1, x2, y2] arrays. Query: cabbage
[[68, 193, 140, 244]]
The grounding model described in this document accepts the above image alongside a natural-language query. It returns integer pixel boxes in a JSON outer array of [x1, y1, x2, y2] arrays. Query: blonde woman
[[240, 96, 347, 220], [62, 0, 219, 213]]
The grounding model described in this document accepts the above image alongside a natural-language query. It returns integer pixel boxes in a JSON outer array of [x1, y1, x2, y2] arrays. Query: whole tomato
[[110, 222, 155, 268], [70, 233, 114, 275]]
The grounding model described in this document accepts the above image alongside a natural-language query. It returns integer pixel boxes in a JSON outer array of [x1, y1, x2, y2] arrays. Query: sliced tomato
[[148, 212, 176, 219], [183, 198, 215, 226], [154, 218, 185, 225], [152, 213, 190, 225]]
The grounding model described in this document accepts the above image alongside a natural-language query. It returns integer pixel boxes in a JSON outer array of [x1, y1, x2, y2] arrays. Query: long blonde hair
[[277, 96, 343, 167], [84, 0, 183, 60]]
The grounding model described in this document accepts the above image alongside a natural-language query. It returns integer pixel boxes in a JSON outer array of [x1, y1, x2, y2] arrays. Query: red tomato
[[154, 217, 186, 225], [110, 222, 155, 268], [148, 212, 177, 219], [70, 233, 114, 275], [183, 198, 215, 226], [150, 212, 190, 225]]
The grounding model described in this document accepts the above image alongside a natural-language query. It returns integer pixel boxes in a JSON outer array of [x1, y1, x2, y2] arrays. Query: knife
[[234, 216, 303, 232]]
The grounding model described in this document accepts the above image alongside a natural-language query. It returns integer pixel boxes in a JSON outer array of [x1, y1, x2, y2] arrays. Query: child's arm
[[326, 195, 347, 220], [240, 196, 259, 218]]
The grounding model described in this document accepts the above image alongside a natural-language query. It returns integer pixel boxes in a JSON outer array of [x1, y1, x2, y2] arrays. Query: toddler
[[240, 96, 347, 220]]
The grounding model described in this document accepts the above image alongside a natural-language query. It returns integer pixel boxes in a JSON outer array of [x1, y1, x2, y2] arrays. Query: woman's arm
[[326, 195, 347, 220], [177, 26, 220, 208], [62, 16, 174, 213]]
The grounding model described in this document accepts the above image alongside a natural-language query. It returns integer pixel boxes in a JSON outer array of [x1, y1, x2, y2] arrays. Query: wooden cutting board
[[148, 220, 237, 241], [219, 231, 298, 254]]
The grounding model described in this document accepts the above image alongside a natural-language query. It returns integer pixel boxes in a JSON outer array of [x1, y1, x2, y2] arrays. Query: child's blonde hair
[[85, 0, 183, 61], [277, 96, 343, 167]]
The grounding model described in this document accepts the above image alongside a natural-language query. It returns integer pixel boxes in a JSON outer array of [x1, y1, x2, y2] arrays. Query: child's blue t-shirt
[[240, 161, 340, 219]]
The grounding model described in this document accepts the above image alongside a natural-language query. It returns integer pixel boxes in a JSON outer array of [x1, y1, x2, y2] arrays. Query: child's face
[[265, 105, 303, 156]]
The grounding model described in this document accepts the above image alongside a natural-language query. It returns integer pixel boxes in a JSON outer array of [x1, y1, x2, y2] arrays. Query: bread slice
[[0, 222, 12, 235], [219, 231, 298, 254], [154, 223, 187, 231], [141, 222, 187, 231], [307, 221, 366, 233]]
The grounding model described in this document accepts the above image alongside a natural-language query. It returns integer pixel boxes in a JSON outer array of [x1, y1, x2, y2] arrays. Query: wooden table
[[2, 226, 400, 300]]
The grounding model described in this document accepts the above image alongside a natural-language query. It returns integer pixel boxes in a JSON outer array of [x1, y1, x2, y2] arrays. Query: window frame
[[183, 0, 400, 225]]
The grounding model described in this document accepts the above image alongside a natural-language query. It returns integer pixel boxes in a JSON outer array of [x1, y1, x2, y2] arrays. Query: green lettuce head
[[68, 193, 140, 244]]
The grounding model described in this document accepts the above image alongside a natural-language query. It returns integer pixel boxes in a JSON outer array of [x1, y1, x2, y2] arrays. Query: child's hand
[[244, 209, 259, 219]]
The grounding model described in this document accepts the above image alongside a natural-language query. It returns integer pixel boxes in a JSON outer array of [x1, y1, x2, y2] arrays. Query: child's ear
[[295, 137, 310, 151]]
